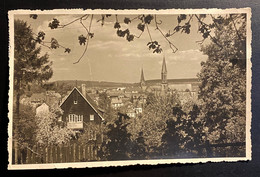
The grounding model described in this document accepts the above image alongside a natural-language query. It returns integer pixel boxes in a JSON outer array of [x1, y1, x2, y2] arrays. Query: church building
[[139, 56, 199, 96]]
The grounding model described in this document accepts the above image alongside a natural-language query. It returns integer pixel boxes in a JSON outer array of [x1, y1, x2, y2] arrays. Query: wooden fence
[[203, 141, 246, 157], [13, 143, 100, 164]]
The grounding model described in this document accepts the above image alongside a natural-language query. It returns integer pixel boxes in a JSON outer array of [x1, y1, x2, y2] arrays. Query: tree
[[98, 92, 111, 112], [98, 113, 132, 160], [35, 105, 76, 146], [13, 19, 54, 163], [130, 132, 148, 160], [197, 14, 246, 155], [14, 19, 53, 117], [15, 104, 37, 149], [161, 104, 205, 158], [127, 92, 181, 157]]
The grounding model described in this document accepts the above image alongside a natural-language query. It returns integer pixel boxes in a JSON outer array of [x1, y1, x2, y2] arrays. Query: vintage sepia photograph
[[8, 9, 251, 169]]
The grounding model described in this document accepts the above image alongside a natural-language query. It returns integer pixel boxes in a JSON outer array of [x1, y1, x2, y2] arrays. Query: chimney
[[81, 84, 86, 98]]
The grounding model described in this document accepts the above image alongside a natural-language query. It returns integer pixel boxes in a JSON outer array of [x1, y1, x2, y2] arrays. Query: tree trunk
[[14, 79, 21, 164], [16, 92, 20, 118]]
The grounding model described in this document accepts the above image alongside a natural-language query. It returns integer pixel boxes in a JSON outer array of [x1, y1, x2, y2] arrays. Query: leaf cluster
[[29, 14, 38, 19], [50, 38, 59, 49], [147, 41, 162, 53], [48, 18, 60, 29]]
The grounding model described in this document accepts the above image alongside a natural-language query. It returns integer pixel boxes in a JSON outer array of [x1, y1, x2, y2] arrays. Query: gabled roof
[[59, 87, 104, 121]]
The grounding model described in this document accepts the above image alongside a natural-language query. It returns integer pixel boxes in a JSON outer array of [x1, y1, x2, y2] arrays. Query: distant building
[[126, 109, 136, 118], [59, 84, 104, 144], [27, 93, 46, 108], [135, 107, 143, 114], [36, 103, 50, 116], [117, 87, 126, 91], [111, 97, 124, 108], [20, 91, 61, 108]]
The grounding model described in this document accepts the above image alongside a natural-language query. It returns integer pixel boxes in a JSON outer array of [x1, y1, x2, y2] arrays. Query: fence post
[[69, 144, 72, 162], [95, 146, 98, 160], [52, 146, 56, 163], [90, 144, 93, 160], [73, 143, 76, 162], [75, 143, 79, 162], [80, 145, 84, 162], [41, 146, 46, 163], [57, 146, 61, 163], [83, 145, 86, 161], [78, 145, 81, 162], [46, 146, 50, 163], [86, 145, 89, 161], [26, 147, 31, 164], [35, 145, 38, 164], [88, 145, 91, 160], [62, 145, 66, 162], [67, 145, 71, 162], [31, 145, 36, 164], [14, 140, 18, 164], [205, 140, 213, 157]]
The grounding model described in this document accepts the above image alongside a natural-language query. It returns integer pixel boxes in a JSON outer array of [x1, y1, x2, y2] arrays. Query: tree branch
[[73, 14, 94, 64], [16, 141, 42, 156], [80, 18, 90, 34], [58, 14, 89, 28], [230, 14, 242, 41], [130, 15, 142, 21], [210, 14, 221, 31], [146, 23, 153, 42], [194, 14, 223, 49], [154, 15, 178, 53], [134, 31, 144, 39]]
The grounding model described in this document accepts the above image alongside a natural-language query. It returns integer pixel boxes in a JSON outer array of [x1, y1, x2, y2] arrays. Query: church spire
[[161, 56, 168, 94], [161, 56, 167, 84], [140, 67, 146, 91], [140, 67, 145, 83]]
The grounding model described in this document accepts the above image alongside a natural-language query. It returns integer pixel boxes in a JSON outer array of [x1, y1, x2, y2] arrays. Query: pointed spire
[[161, 56, 167, 74], [161, 56, 167, 85], [140, 67, 145, 83]]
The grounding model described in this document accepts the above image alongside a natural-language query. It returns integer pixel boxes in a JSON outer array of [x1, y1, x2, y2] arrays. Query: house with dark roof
[[59, 84, 104, 144]]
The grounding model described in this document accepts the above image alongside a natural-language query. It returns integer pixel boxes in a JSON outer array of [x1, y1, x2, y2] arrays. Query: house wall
[[60, 89, 102, 125]]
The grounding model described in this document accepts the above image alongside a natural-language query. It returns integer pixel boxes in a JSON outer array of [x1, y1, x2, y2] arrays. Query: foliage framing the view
[[12, 13, 248, 160]]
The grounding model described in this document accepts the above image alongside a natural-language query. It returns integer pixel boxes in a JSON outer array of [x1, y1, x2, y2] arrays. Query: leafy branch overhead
[[29, 13, 245, 64]]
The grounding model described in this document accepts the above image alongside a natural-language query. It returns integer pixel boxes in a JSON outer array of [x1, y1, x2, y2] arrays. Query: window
[[68, 114, 83, 122], [74, 100, 77, 104], [90, 114, 94, 121]]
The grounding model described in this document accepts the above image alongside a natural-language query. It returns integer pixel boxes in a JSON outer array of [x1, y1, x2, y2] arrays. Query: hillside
[[47, 78, 200, 91], [51, 80, 135, 88]]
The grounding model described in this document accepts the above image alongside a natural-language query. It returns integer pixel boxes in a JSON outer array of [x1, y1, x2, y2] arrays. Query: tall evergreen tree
[[14, 19, 53, 117], [13, 19, 53, 163]]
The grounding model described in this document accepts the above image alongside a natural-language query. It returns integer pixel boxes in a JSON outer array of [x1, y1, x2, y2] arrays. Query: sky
[[14, 14, 209, 83]]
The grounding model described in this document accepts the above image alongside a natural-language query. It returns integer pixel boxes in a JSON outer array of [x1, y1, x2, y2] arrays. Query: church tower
[[161, 56, 168, 93], [140, 67, 146, 91]]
